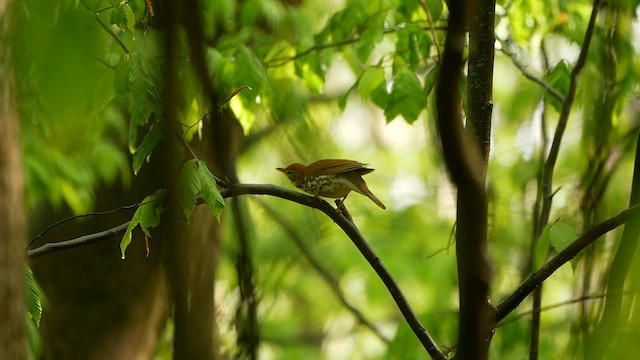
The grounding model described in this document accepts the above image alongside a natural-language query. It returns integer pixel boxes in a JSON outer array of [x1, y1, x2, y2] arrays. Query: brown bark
[[436, 1, 496, 358], [0, 0, 28, 357]]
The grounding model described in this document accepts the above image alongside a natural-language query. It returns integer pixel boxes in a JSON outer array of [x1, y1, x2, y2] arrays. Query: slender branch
[[28, 202, 142, 247], [95, 0, 132, 15], [265, 25, 448, 68], [537, 0, 601, 231], [496, 202, 640, 320], [81, 0, 131, 54], [419, 1, 442, 61], [27, 222, 131, 259], [497, 291, 635, 328], [255, 199, 390, 343], [528, 2, 601, 357], [497, 38, 565, 102]]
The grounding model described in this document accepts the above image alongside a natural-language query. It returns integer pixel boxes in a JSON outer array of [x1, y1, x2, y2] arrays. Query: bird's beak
[[276, 167, 285, 173]]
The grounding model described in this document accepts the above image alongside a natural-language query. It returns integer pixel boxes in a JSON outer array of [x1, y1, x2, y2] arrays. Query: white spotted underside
[[298, 175, 362, 197]]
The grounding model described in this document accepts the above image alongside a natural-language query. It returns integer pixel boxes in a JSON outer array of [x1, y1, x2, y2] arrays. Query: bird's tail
[[363, 188, 386, 209]]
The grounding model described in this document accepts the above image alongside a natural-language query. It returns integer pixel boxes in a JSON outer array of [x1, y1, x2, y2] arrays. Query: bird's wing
[[306, 159, 373, 176]]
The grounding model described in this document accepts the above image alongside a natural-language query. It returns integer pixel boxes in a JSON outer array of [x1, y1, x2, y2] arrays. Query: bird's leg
[[336, 194, 349, 212], [335, 195, 353, 222]]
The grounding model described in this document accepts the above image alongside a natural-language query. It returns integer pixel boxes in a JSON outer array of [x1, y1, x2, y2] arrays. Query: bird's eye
[[287, 170, 294, 176]]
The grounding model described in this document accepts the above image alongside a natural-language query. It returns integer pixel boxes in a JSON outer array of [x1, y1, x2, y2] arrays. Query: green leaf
[[338, 81, 358, 110], [423, 0, 443, 21], [128, 53, 161, 127], [234, 46, 267, 100], [110, 3, 135, 32], [120, 189, 166, 259], [534, 224, 552, 270], [549, 222, 578, 252], [358, 67, 385, 102], [25, 266, 43, 327], [370, 80, 389, 109], [132, 123, 161, 174], [322, 0, 367, 42], [354, 18, 384, 62], [176, 160, 226, 221], [113, 56, 130, 96], [197, 160, 225, 221], [177, 159, 201, 220], [423, 65, 439, 97], [384, 69, 425, 123], [533, 221, 577, 270], [545, 60, 571, 112]]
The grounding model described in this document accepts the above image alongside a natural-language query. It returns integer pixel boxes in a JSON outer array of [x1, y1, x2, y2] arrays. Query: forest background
[[1, 0, 640, 359]]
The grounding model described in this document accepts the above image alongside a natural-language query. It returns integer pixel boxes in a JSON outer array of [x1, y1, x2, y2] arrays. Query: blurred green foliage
[[15, 0, 640, 358]]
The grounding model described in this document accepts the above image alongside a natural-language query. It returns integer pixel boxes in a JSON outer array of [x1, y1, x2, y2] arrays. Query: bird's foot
[[334, 199, 353, 222]]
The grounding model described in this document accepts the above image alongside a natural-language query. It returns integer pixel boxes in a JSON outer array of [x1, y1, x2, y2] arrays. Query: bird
[[276, 159, 386, 209]]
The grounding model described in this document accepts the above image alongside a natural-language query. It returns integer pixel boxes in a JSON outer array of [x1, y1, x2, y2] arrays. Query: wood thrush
[[276, 159, 386, 209]]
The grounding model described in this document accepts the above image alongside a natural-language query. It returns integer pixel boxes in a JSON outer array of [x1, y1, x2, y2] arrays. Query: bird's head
[[276, 163, 306, 185]]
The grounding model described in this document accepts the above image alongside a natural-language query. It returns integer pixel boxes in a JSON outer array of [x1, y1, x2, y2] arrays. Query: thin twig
[[265, 25, 448, 68], [497, 38, 565, 102], [28, 201, 145, 247], [537, 0, 602, 231], [28, 222, 131, 259], [526, 2, 601, 356], [95, 0, 132, 15], [496, 202, 640, 320], [419, 0, 442, 61], [497, 291, 635, 327], [81, 0, 131, 54]]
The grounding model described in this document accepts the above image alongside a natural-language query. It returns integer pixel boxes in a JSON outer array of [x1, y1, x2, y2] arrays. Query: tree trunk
[[0, 0, 28, 357], [436, 1, 496, 358]]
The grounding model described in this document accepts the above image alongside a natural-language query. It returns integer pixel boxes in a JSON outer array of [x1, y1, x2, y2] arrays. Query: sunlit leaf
[[549, 222, 578, 252], [385, 69, 425, 123], [354, 17, 384, 62], [545, 60, 571, 112], [121, 189, 165, 259], [358, 67, 385, 101]]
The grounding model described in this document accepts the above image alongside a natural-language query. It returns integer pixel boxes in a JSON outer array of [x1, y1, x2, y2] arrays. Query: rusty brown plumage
[[277, 159, 386, 209]]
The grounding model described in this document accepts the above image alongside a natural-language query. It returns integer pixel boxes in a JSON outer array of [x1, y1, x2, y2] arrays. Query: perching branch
[[496, 202, 640, 320], [254, 199, 390, 344], [28, 183, 446, 359], [222, 185, 447, 359]]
